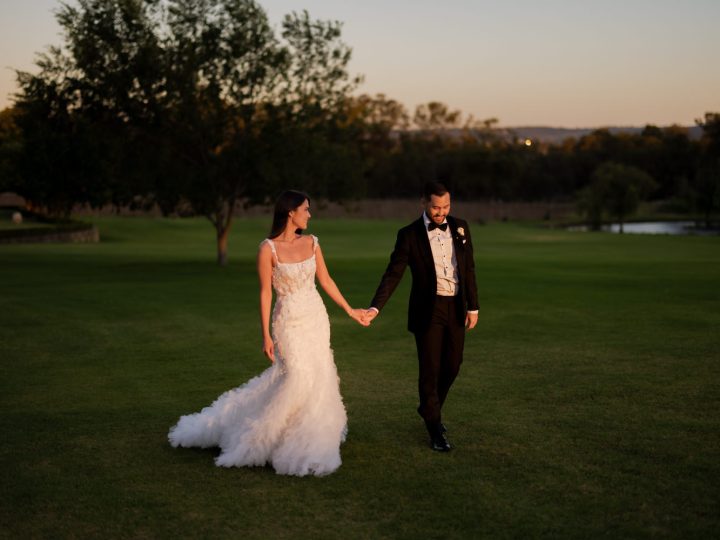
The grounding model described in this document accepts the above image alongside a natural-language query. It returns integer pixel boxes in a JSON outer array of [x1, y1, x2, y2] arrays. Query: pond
[[567, 221, 720, 236]]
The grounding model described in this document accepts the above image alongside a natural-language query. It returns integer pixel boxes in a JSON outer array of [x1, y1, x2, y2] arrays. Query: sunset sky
[[1, 0, 718, 127]]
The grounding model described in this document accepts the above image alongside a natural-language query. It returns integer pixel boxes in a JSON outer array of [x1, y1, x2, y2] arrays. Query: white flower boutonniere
[[456, 226, 467, 244]]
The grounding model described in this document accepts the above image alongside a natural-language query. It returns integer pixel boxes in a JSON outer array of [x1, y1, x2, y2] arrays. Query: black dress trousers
[[413, 295, 465, 436]]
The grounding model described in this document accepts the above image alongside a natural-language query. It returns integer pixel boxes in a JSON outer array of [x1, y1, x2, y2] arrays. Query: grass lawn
[[1, 216, 718, 539]]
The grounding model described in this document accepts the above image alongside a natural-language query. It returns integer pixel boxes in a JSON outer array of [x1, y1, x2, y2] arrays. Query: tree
[[461, 116, 501, 147], [692, 113, 720, 227], [12, 68, 120, 217], [244, 10, 363, 206], [692, 161, 720, 228], [0, 108, 22, 195], [697, 112, 720, 158], [158, 0, 287, 264], [576, 187, 605, 231], [580, 162, 657, 233], [637, 125, 697, 199], [12, 0, 162, 217], [413, 101, 462, 132], [14, 0, 359, 264], [336, 93, 408, 197]]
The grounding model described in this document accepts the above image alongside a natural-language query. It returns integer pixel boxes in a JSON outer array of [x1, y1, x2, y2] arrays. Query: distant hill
[[504, 125, 703, 144], [413, 125, 704, 144]]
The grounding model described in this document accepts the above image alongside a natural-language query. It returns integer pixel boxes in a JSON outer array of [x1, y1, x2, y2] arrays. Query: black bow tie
[[427, 222, 448, 232]]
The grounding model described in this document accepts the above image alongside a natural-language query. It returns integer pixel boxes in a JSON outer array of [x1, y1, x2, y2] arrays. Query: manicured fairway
[[1, 217, 718, 539]]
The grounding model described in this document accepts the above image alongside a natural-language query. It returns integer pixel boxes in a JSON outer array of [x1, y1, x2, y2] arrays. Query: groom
[[364, 182, 479, 452]]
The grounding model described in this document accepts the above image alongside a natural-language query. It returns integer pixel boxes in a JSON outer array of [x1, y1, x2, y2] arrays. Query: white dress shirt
[[423, 213, 478, 315], [423, 212, 459, 296]]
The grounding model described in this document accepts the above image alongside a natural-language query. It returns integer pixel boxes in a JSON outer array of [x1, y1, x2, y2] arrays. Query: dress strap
[[310, 234, 319, 252], [262, 238, 279, 264]]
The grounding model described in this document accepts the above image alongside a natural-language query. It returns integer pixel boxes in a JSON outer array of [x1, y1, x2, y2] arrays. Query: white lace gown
[[168, 235, 347, 476]]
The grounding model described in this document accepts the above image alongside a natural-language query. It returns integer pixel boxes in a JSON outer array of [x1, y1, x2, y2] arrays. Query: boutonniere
[[456, 227, 467, 244]]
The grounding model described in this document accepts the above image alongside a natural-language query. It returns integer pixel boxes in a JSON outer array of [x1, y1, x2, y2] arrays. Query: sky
[[1, 0, 718, 128]]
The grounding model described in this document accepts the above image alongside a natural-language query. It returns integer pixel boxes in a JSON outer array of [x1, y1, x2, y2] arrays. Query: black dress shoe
[[430, 433, 452, 452], [440, 423, 447, 434]]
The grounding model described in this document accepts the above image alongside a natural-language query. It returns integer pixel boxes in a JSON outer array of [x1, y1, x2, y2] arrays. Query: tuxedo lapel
[[414, 217, 435, 276], [447, 216, 466, 271]]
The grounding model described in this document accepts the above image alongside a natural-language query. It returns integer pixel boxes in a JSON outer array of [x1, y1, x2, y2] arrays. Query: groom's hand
[[465, 312, 478, 330], [362, 309, 378, 325]]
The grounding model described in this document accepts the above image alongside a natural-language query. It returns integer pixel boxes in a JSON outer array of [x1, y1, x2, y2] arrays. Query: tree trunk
[[217, 225, 231, 266]]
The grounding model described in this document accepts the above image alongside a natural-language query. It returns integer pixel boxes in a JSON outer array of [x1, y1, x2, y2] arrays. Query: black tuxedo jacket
[[370, 215, 479, 333]]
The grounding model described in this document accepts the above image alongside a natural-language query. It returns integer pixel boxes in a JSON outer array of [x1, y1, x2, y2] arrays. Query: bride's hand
[[262, 335, 275, 363], [348, 308, 370, 327]]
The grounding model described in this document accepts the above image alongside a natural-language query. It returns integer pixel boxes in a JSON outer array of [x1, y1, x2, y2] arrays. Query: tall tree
[[693, 113, 720, 226], [14, 0, 358, 264], [160, 0, 287, 264], [0, 108, 22, 196], [13, 64, 120, 217], [692, 161, 720, 228], [581, 162, 657, 233], [413, 101, 462, 132], [244, 10, 363, 205], [339, 93, 408, 197], [697, 112, 720, 158], [13, 0, 162, 216]]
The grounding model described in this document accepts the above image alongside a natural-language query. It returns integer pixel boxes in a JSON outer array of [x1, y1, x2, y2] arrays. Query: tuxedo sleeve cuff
[[467, 310, 478, 314], [368, 307, 379, 314]]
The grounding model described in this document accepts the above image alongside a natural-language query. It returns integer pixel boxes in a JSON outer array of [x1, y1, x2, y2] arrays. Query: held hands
[[348, 308, 371, 327], [350, 308, 377, 326], [362, 309, 378, 326], [347, 308, 377, 327], [350, 307, 475, 328]]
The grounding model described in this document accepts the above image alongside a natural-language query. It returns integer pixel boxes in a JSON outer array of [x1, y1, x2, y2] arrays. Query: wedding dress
[[168, 235, 347, 476]]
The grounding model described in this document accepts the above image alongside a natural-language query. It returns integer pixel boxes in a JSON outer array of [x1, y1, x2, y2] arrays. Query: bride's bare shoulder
[[258, 239, 273, 254]]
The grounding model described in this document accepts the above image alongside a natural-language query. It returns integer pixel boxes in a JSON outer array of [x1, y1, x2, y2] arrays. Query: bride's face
[[289, 199, 311, 230]]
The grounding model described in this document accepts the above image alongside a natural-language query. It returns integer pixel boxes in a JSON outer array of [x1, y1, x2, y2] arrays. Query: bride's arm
[[257, 243, 275, 362], [315, 245, 369, 326]]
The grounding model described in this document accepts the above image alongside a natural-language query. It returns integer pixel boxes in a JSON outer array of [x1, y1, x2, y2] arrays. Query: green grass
[[1, 216, 718, 539]]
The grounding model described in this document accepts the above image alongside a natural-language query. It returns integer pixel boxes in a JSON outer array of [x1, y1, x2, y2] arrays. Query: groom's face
[[424, 193, 451, 224]]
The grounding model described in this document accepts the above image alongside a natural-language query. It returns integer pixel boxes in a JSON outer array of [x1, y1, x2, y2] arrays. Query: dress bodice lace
[[262, 235, 318, 297]]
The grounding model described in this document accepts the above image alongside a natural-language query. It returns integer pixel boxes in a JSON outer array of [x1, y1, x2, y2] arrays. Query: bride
[[168, 190, 367, 476]]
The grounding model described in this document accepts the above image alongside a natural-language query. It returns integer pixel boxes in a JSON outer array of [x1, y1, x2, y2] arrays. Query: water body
[[567, 221, 720, 236]]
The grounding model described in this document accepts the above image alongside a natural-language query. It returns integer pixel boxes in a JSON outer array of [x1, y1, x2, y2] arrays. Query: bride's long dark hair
[[268, 190, 310, 239]]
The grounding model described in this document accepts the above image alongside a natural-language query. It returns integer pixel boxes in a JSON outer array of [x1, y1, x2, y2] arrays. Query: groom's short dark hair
[[423, 182, 449, 200]]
